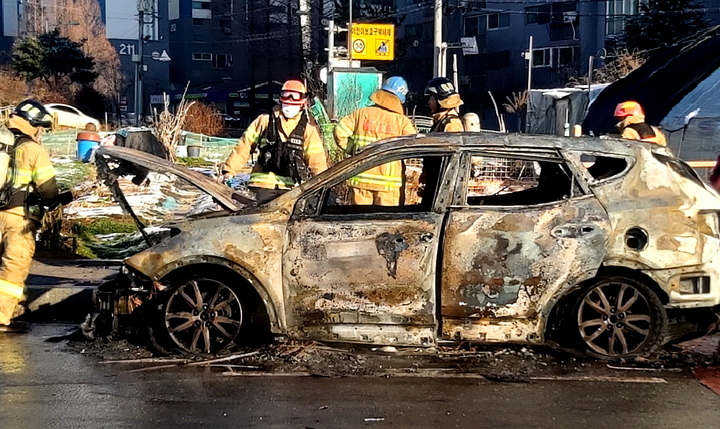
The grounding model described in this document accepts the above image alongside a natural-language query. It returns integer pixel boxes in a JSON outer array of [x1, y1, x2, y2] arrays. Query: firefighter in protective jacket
[[220, 80, 328, 203], [425, 77, 465, 132], [334, 76, 417, 206], [0, 100, 59, 332], [614, 101, 667, 146]]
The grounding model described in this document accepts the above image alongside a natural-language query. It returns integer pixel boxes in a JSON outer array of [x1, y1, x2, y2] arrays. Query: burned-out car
[[87, 133, 720, 358]]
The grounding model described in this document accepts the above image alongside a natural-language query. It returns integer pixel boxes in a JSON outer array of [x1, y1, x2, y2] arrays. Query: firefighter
[[220, 80, 328, 203], [0, 100, 59, 333], [425, 77, 465, 132], [334, 76, 417, 206], [614, 101, 667, 146]]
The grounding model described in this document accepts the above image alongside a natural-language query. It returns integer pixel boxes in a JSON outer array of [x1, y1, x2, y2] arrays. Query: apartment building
[[395, 0, 720, 129], [168, 0, 326, 119]]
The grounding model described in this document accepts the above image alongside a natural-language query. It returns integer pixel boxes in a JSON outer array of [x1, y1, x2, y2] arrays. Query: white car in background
[[44, 103, 101, 131]]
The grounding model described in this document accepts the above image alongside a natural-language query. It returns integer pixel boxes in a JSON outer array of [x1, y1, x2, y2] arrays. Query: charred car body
[[86, 133, 720, 358]]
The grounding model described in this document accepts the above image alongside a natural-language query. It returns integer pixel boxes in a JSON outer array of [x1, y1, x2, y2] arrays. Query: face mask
[[281, 103, 302, 119]]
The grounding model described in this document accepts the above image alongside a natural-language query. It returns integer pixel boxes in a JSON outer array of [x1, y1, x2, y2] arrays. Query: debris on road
[[62, 331, 720, 381]]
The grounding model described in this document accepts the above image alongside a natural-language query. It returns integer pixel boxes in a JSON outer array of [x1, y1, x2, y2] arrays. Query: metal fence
[[43, 129, 109, 158], [181, 131, 238, 160]]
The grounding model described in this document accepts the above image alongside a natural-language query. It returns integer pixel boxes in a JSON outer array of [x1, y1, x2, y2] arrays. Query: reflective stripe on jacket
[[0, 278, 23, 299], [2, 138, 58, 216], [334, 92, 416, 191], [222, 106, 328, 190]]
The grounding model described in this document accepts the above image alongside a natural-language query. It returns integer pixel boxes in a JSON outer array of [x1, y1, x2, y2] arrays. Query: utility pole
[[433, 0, 442, 77], [348, 0, 353, 62], [525, 36, 533, 133], [526, 36, 533, 94], [134, 1, 149, 127], [327, 19, 335, 71]]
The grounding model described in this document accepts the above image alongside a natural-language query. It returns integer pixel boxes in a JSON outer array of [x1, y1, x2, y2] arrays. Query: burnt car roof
[[300, 132, 661, 186], [383, 131, 662, 155]]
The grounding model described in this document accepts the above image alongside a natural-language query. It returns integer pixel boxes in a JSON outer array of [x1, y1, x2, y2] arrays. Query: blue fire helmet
[[380, 76, 409, 104]]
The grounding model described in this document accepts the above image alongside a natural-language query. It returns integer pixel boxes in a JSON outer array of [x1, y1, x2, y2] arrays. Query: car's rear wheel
[[573, 277, 667, 358], [154, 278, 244, 354]]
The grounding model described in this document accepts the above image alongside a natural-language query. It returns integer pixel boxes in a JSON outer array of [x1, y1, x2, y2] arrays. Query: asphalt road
[[1, 325, 719, 429]]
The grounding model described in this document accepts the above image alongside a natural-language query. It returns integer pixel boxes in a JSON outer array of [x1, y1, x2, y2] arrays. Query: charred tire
[[148, 277, 246, 355], [570, 277, 667, 359]]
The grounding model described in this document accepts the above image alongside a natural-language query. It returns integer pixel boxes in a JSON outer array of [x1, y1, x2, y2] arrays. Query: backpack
[[0, 127, 19, 209]]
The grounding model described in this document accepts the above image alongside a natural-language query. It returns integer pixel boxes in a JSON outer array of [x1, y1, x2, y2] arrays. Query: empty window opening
[[581, 154, 629, 180], [466, 156, 581, 206], [321, 156, 447, 214]]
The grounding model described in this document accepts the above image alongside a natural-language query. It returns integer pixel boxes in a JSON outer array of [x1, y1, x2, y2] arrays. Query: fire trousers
[[0, 211, 36, 325], [350, 187, 400, 206]]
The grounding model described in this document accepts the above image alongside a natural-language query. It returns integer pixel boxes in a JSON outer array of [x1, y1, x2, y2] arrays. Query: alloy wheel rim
[[165, 279, 242, 354], [577, 282, 653, 357]]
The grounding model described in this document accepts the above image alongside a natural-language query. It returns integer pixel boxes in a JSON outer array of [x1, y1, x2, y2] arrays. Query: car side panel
[[124, 214, 289, 330]]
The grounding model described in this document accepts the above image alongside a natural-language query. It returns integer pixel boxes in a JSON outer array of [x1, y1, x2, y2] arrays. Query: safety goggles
[[280, 91, 306, 102]]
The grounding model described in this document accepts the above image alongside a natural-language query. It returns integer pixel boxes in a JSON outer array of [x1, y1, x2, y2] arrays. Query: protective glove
[[45, 191, 74, 211], [218, 171, 234, 184]]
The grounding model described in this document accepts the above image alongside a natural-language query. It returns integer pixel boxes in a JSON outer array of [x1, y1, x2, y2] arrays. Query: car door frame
[[282, 145, 461, 346]]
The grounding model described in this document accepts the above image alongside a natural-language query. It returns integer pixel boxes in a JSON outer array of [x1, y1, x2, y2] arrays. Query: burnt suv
[[86, 132, 720, 358]]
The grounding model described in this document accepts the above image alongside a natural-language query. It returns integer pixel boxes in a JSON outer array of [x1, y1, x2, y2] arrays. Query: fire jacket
[[334, 90, 417, 191], [431, 110, 464, 132], [617, 116, 667, 146], [222, 106, 328, 190], [2, 136, 58, 217]]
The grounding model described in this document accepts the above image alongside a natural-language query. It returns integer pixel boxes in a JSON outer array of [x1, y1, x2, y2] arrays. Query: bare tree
[[568, 49, 647, 86], [593, 49, 647, 83], [56, 0, 124, 106]]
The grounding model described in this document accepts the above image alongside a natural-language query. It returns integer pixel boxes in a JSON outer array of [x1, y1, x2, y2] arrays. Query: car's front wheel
[[573, 277, 667, 358], [152, 277, 244, 355]]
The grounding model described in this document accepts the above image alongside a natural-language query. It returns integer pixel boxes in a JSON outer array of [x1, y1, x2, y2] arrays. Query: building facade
[[167, 0, 326, 121], [395, 0, 720, 130]]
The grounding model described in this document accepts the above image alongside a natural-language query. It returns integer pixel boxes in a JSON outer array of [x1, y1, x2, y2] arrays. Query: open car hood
[[96, 146, 250, 211], [95, 146, 253, 246]]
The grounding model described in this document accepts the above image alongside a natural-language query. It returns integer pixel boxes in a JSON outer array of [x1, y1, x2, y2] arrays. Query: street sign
[[460, 37, 478, 55], [157, 50, 171, 62], [350, 23, 394, 61]]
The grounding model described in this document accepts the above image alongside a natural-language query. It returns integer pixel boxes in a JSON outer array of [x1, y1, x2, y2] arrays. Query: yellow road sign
[[350, 23, 394, 61]]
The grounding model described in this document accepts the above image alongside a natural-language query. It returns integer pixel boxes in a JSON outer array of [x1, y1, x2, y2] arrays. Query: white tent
[[660, 67, 720, 160]]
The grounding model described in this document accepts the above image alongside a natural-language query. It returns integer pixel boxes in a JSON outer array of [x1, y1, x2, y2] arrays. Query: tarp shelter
[[660, 66, 720, 160], [582, 26, 720, 150], [526, 85, 608, 136]]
